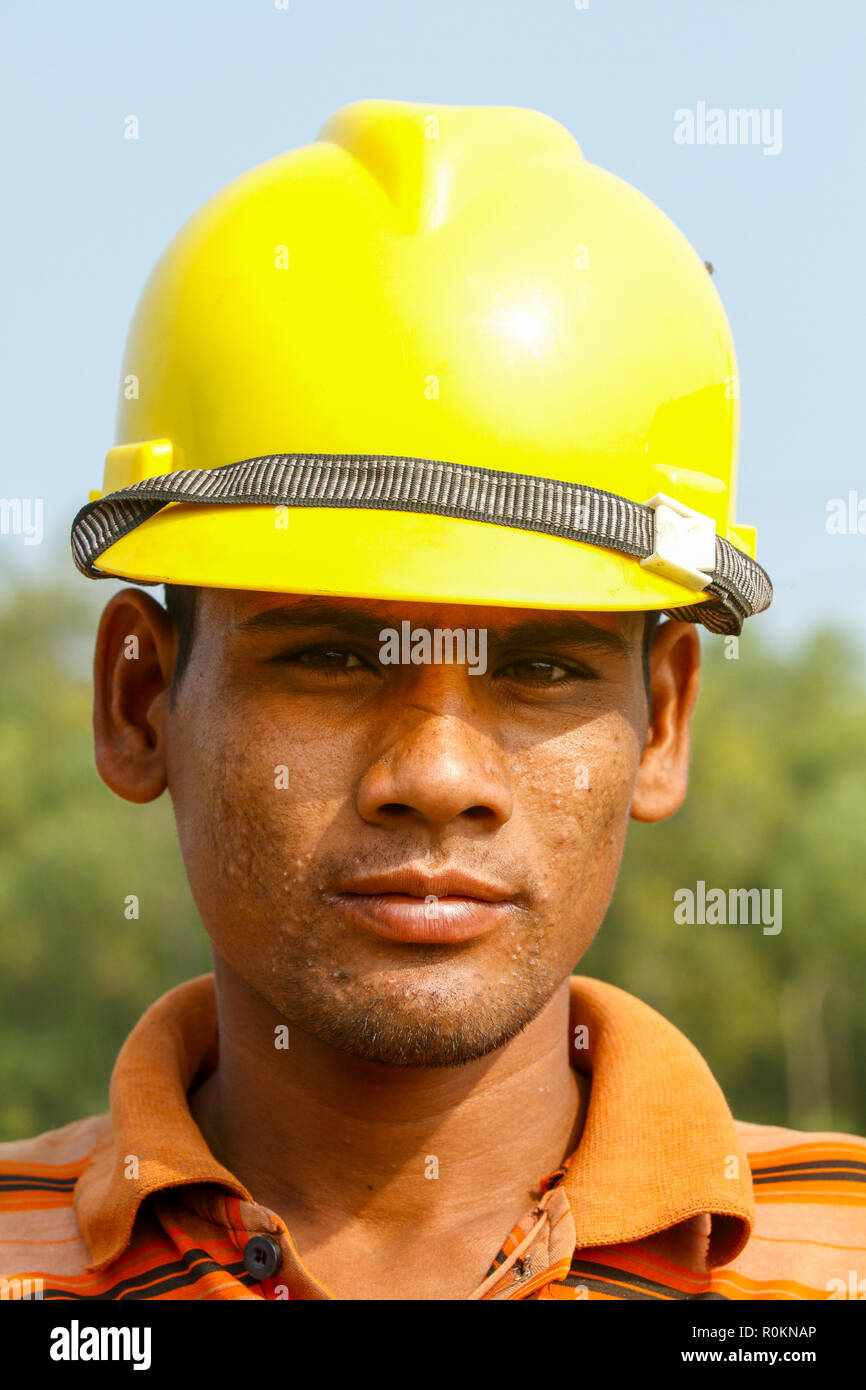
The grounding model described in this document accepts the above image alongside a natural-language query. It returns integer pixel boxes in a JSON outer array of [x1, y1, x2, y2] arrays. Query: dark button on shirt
[[243, 1234, 283, 1280]]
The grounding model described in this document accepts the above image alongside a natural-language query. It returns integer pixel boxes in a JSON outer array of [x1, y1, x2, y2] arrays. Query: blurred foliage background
[[0, 574, 863, 1140]]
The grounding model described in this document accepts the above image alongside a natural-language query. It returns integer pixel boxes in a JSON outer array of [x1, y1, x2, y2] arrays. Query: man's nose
[[355, 689, 513, 833]]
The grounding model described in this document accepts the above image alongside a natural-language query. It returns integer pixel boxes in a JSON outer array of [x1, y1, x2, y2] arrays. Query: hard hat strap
[[70, 453, 772, 634]]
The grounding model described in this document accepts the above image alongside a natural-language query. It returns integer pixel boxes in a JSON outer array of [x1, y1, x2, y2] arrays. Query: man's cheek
[[532, 735, 636, 845], [170, 736, 271, 905], [527, 740, 635, 921], [202, 748, 344, 908]]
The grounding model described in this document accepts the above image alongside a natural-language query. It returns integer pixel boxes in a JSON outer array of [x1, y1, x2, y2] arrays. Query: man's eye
[[501, 658, 576, 684], [280, 649, 368, 672]]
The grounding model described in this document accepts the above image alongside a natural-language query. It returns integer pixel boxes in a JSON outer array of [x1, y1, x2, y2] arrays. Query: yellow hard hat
[[72, 99, 771, 633]]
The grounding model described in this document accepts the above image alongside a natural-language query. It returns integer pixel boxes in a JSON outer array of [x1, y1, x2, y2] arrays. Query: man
[[2, 100, 863, 1301]]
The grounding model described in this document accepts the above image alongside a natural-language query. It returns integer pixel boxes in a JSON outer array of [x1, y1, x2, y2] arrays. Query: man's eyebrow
[[486, 618, 632, 657], [236, 605, 631, 655], [236, 605, 397, 640]]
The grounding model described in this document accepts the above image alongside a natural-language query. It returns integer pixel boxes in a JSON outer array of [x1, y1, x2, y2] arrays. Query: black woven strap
[[70, 453, 773, 635]]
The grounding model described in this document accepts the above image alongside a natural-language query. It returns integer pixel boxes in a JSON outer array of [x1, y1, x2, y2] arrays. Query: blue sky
[[1, 0, 863, 646]]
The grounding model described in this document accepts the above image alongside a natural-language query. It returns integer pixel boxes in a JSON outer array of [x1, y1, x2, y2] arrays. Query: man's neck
[[190, 962, 587, 1299]]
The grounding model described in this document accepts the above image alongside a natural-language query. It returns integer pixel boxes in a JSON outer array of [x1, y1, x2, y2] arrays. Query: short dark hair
[[163, 585, 661, 701], [641, 609, 660, 697], [163, 584, 198, 702]]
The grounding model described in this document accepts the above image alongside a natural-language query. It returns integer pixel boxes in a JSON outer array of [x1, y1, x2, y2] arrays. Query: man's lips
[[328, 868, 517, 944]]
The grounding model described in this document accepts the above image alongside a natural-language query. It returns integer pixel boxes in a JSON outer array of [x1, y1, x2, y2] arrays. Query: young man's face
[[95, 589, 700, 1066]]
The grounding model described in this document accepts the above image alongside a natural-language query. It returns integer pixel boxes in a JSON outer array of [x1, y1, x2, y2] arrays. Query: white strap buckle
[[640, 493, 716, 591]]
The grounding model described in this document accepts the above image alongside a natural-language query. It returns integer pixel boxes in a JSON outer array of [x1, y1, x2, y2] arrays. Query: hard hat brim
[[93, 501, 710, 613]]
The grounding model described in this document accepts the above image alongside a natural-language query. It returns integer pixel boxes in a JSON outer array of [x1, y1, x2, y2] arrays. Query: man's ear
[[93, 588, 178, 803], [630, 619, 701, 823]]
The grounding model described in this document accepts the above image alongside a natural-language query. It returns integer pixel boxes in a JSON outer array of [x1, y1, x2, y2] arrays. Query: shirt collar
[[76, 975, 251, 1270], [562, 976, 753, 1267], [76, 972, 753, 1272]]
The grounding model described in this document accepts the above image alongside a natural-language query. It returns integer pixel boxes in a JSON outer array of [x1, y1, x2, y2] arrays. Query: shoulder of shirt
[[0, 1112, 111, 1172], [0, 1113, 111, 1266], [734, 1114, 866, 1190], [734, 1115, 866, 1156], [725, 1116, 866, 1295]]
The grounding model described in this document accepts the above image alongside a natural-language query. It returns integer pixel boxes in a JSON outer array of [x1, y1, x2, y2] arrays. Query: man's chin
[[269, 969, 558, 1068]]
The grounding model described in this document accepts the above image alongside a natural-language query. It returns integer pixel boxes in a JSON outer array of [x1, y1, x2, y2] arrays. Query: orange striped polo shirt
[[1, 973, 864, 1300]]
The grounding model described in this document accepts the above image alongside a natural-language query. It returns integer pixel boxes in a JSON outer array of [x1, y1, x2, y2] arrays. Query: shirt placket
[[471, 1181, 577, 1300]]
